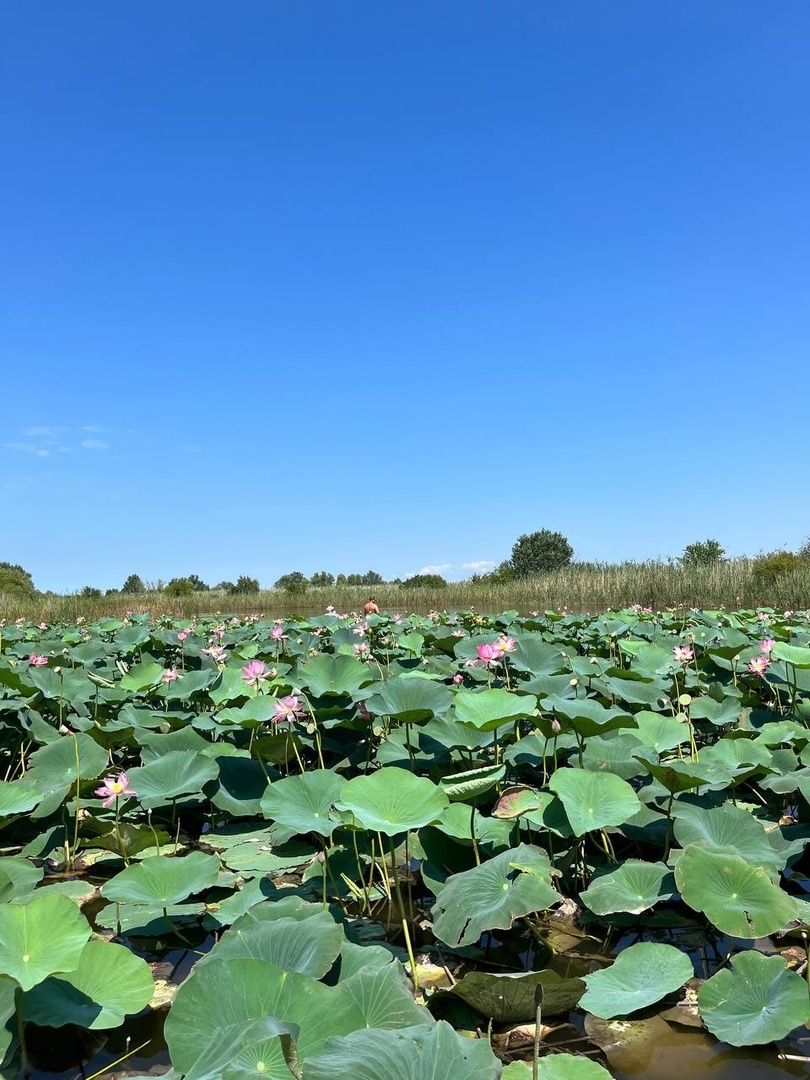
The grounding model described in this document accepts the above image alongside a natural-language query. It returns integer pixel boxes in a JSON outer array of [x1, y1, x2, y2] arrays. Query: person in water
[[363, 596, 380, 616]]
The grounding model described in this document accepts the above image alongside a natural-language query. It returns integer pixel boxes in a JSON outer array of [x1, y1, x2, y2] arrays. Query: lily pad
[[0, 892, 91, 990], [548, 768, 641, 836], [335, 768, 449, 836], [579, 942, 693, 1019]]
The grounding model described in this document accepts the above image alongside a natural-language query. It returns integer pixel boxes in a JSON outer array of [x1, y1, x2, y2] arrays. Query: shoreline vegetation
[[4, 556, 810, 622]]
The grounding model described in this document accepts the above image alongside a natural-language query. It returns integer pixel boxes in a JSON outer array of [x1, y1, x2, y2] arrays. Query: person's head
[[368, 596, 376, 603]]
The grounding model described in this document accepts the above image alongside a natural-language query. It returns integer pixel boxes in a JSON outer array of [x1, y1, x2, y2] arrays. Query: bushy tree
[[402, 573, 448, 589], [797, 536, 810, 560], [215, 581, 236, 593], [681, 539, 726, 566], [509, 530, 573, 577], [165, 577, 194, 597], [336, 574, 347, 586], [310, 571, 335, 587], [274, 572, 307, 595], [361, 570, 384, 586], [346, 574, 363, 585], [186, 574, 210, 592], [0, 562, 36, 596], [232, 575, 261, 594], [121, 573, 145, 594], [80, 585, 102, 599], [752, 551, 803, 586], [480, 560, 517, 584]]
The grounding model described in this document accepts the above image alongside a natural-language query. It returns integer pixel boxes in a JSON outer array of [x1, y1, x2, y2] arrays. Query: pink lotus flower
[[95, 772, 137, 808], [37, 622, 47, 631], [202, 645, 228, 664], [748, 655, 771, 677], [497, 636, 517, 653], [354, 642, 370, 658], [759, 638, 776, 654], [477, 642, 504, 666], [162, 667, 180, 683], [241, 660, 268, 688], [28, 654, 49, 666], [270, 625, 287, 641], [452, 673, 463, 685], [672, 646, 693, 664], [273, 695, 306, 723], [177, 631, 189, 642]]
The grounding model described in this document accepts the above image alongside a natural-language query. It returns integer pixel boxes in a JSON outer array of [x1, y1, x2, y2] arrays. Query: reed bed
[[3, 558, 810, 623]]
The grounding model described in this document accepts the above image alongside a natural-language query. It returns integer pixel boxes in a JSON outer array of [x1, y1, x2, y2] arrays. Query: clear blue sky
[[2, 1, 808, 592]]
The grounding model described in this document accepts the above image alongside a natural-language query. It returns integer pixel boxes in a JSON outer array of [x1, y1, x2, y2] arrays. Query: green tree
[[403, 573, 448, 588], [232, 575, 261, 594], [681, 539, 726, 566], [165, 577, 194, 597], [336, 573, 347, 586], [361, 570, 384, 586], [186, 574, 210, 592], [215, 581, 236, 593], [80, 585, 102, 599], [0, 562, 36, 597], [274, 572, 307, 595], [121, 573, 145, 594], [346, 574, 363, 585], [310, 571, 335, 587], [509, 529, 573, 577]]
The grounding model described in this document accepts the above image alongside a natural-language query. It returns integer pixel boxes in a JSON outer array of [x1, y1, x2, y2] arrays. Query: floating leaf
[[260, 770, 343, 837], [580, 861, 675, 916], [453, 688, 537, 732], [548, 768, 641, 836], [0, 893, 91, 990], [450, 969, 584, 1022], [335, 768, 449, 836], [127, 752, 220, 808], [102, 851, 221, 906], [580, 942, 693, 1018]]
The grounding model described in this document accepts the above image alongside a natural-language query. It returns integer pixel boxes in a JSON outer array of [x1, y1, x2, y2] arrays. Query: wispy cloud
[[25, 426, 58, 438], [462, 560, 497, 573], [80, 439, 109, 451], [404, 560, 496, 581], [3, 442, 50, 457]]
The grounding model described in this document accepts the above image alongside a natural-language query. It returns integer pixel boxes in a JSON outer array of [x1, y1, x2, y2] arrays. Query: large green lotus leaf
[[580, 861, 675, 916], [0, 976, 15, 1066], [432, 844, 559, 947], [541, 697, 635, 738], [698, 738, 772, 776], [165, 958, 364, 1075], [632, 756, 728, 794], [160, 668, 217, 700], [28, 732, 109, 787], [503, 1055, 612, 1080], [181, 1016, 300, 1080], [580, 942, 693, 1019], [202, 877, 277, 930], [138, 727, 212, 760], [219, 840, 315, 875], [772, 643, 810, 668], [126, 751, 220, 807], [630, 712, 687, 754], [698, 950, 810, 1046], [365, 677, 453, 723], [260, 770, 343, 837], [548, 768, 641, 836], [340, 962, 433, 1029], [671, 802, 786, 876], [674, 845, 798, 937], [202, 911, 342, 979], [0, 778, 43, 817], [453, 688, 537, 731], [596, 674, 666, 708], [215, 695, 282, 727], [438, 764, 506, 802], [510, 638, 567, 676], [335, 768, 449, 836], [94, 902, 206, 937], [119, 660, 164, 692], [449, 969, 585, 1022], [24, 939, 154, 1029], [305, 1021, 500, 1080], [102, 851, 221, 906], [27, 668, 96, 704], [689, 696, 742, 726], [0, 893, 91, 990], [0, 857, 44, 903], [296, 654, 373, 697]]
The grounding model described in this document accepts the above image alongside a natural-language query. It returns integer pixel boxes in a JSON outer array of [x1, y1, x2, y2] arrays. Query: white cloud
[[3, 442, 50, 457], [80, 439, 109, 451], [462, 560, 497, 573], [25, 426, 58, 437], [416, 564, 454, 576]]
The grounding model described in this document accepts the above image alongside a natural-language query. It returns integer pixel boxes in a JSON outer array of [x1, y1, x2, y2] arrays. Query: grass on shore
[[3, 558, 810, 623]]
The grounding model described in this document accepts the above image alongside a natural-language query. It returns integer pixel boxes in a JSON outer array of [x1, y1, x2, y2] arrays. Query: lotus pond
[[2, 606, 810, 1080]]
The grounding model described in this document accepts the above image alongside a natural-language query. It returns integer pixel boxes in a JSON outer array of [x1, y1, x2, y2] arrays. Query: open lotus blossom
[[241, 660, 269, 688], [162, 667, 180, 683], [28, 653, 49, 666], [672, 645, 693, 663], [748, 655, 771, 677], [37, 622, 48, 631], [497, 635, 517, 653], [273, 695, 305, 723], [478, 641, 505, 665], [759, 638, 776, 654], [354, 641, 370, 657], [202, 644, 228, 664], [270, 625, 287, 641], [95, 772, 137, 808]]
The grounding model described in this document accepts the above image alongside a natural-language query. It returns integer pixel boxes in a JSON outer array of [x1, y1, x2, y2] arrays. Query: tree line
[[2, 528, 809, 598]]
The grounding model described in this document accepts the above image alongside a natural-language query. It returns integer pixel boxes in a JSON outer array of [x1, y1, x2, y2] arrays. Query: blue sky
[[2, 1, 808, 592]]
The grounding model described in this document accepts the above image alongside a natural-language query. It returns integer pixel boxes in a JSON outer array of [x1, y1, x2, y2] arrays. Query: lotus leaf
[[438, 764, 506, 801], [365, 676, 453, 723], [548, 768, 641, 836], [674, 845, 798, 937], [305, 1021, 500, 1080], [579, 942, 693, 1018], [0, 892, 91, 990], [671, 801, 787, 876], [580, 861, 675, 916], [541, 696, 635, 738], [698, 950, 810, 1046], [126, 751, 220, 807], [335, 768, 449, 835], [24, 939, 154, 1029], [102, 851, 221, 905], [449, 969, 585, 1022], [432, 844, 558, 947], [296, 654, 372, 696], [503, 1055, 612, 1080], [201, 911, 343, 978], [260, 769, 344, 837], [453, 688, 537, 731]]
